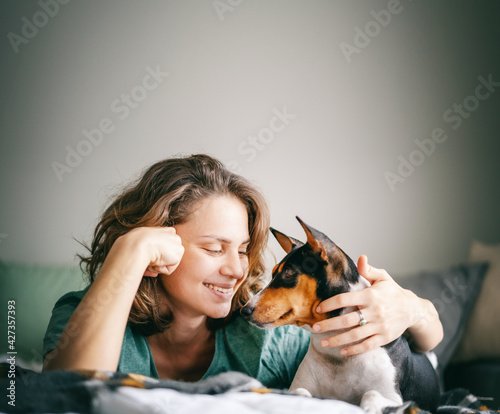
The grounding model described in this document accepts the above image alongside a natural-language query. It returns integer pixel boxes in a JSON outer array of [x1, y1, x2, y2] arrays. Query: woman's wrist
[[406, 294, 443, 352], [99, 230, 151, 282]]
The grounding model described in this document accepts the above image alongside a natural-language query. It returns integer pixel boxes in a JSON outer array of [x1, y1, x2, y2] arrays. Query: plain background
[[1, 0, 499, 276]]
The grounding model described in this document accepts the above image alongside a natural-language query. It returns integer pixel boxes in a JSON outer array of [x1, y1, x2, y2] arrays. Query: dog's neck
[[347, 274, 371, 294], [303, 276, 371, 358]]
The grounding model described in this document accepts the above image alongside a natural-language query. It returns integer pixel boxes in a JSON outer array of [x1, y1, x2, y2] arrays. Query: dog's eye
[[283, 268, 294, 278]]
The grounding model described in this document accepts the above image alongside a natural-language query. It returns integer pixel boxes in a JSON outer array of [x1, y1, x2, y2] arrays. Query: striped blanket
[[0, 363, 497, 414]]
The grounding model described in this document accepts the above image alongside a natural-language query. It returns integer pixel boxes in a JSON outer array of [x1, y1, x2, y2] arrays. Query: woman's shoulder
[[46, 286, 90, 322], [42, 286, 90, 358], [43, 285, 157, 378], [53, 285, 89, 305]]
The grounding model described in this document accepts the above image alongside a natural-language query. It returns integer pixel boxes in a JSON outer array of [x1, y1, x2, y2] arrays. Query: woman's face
[[160, 195, 250, 320]]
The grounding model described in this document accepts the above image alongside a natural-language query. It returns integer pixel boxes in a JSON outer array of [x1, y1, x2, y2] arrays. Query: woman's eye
[[239, 251, 249, 257], [205, 249, 222, 255]]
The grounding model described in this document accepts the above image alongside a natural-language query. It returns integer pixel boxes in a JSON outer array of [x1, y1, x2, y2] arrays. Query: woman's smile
[[203, 282, 234, 297], [160, 195, 250, 320]]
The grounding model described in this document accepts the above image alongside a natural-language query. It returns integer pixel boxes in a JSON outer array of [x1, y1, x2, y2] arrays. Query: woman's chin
[[207, 305, 232, 320]]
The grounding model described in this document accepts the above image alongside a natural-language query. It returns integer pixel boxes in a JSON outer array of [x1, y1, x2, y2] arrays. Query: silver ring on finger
[[358, 310, 367, 326]]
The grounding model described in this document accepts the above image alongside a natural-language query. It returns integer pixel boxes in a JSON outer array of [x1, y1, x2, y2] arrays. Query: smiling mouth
[[203, 283, 233, 294]]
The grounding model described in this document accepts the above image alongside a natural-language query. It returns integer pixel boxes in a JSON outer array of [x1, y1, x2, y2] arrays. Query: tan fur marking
[[288, 276, 327, 326], [273, 231, 296, 253], [250, 275, 328, 327], [319, 249, 328, 263]]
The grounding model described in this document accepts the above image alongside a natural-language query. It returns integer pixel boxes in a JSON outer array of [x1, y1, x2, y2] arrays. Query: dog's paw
[[291, 387, 313, 397], [360, 390, 400, 414], [381, 401, 413, 414]]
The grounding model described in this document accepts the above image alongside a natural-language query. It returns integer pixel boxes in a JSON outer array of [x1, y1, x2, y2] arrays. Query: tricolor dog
[[241, 217, 440, 414]]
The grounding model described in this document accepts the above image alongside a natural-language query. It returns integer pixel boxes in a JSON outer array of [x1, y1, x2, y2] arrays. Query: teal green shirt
[[42, 289, 311, 389]]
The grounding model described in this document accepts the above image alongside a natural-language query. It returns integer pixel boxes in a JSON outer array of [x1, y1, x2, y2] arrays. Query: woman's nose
[[220, 251, 246, 279]]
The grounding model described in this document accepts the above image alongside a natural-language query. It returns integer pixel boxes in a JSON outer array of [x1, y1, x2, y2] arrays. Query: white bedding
[[95, 387, 366, 414]]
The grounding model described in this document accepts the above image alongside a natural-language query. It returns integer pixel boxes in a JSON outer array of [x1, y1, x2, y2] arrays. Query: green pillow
[[0, 261, 87, 369]]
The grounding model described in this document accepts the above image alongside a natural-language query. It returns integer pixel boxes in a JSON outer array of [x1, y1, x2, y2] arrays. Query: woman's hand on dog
[[312, 255, 443, 355]]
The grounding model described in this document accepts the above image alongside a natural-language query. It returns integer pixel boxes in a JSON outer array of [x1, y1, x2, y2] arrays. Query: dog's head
[[241, 217, 359, 328]]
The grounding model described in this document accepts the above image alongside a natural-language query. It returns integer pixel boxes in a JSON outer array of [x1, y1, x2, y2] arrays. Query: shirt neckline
[[145, 330, 221, 380]]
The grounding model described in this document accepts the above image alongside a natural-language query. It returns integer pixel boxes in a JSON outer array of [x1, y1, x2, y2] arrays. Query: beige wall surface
[[1, 1, 499, 276]]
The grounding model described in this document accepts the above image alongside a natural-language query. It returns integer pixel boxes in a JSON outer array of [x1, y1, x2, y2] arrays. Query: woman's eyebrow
[[200, 235, 250, 245]]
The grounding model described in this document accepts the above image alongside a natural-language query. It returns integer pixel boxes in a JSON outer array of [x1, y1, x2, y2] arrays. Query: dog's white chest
[[292, 346, 401, 407]]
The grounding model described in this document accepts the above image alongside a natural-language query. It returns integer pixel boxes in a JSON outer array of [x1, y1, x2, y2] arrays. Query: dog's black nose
[[240, 305, 254, 318]]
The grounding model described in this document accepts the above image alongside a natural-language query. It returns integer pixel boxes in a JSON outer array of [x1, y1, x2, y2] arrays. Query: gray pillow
[[397, 263, 489, 371]]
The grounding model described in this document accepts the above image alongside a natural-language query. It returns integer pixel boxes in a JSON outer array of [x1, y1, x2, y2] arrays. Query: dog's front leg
[[289, 354, 318, 397], [360, 390, 403, 414], [292, 388, 313, 397]]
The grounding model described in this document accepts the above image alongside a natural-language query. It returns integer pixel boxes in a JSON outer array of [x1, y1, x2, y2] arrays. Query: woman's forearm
[[43, 236, 148, 372], [406, 295, 443, 353]]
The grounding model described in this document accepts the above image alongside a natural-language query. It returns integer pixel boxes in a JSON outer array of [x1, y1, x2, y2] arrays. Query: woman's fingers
[[311, 255, 442, 355], [320, 322, 376, 350], [357, 254, 392, 284], [313, 255, 415, 354], [141, 227, 185, 277], [316, 289, 369, 315], [143, 262, 181, 277], [340, 335, 383, 356], [120, 226, 184, 278], [313, 305, 367, 332], [317, 309, 385, 355]]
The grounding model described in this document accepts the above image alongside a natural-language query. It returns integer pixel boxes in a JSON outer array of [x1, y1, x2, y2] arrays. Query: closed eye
[[239, 242, 250, 257], [204, 249, 223, 255], [204, 248, 248, 258]]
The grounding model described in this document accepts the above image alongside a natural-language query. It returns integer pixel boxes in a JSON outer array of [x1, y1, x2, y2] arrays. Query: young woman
[[42, 154, 442, 388]]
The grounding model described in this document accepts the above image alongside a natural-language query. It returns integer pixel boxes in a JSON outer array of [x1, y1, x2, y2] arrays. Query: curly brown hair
[[78, 154, 270, 336]]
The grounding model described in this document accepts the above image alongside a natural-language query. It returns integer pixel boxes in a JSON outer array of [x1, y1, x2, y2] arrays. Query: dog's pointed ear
[[270, 227, 304, 254], [296, 216, 329, 262]]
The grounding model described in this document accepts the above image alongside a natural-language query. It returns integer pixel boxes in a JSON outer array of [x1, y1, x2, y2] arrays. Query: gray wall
[[1, 0, 499, 276]]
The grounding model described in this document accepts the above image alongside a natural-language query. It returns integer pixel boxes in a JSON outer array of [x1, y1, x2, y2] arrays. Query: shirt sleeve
[[42, 288, 88, 359], [209, 317, 310, 389], [42, 286, 157, 378], [259, 324, 311, 389]]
